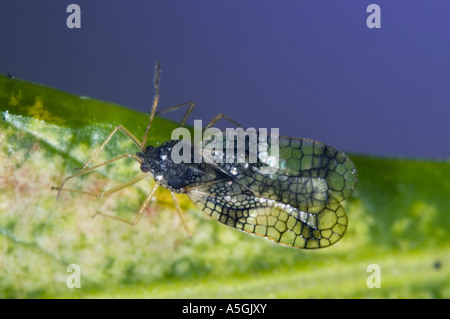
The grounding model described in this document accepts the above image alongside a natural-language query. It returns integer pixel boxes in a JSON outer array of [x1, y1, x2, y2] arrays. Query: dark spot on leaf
[[433, 260, 442, 270]]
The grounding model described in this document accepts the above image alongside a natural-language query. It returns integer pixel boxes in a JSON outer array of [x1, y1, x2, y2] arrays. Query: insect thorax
[[136, 140, 224, 193]]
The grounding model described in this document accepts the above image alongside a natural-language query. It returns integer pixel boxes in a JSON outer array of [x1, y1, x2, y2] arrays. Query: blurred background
[[1, 0, 449, 159]]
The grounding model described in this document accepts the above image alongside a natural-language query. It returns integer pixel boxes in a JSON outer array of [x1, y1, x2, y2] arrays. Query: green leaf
[[1, 74, 449, 298]]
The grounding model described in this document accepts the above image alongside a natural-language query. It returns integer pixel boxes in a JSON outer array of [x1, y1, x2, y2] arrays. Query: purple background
[[1, 1, 449, 158]]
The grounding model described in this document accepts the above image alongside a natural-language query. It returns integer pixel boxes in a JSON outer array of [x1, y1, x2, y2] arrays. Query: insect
[[53, 62, 357, 249]]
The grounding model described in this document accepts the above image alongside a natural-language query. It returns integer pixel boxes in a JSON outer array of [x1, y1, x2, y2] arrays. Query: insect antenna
[[141, 61, 161, 150]]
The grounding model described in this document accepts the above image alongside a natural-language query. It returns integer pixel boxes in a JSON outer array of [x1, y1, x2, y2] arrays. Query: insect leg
[[78, 125, 143, 171], [94, 184, 159, 226], [170, 192, 192, 239], [132, 184, 159, 225], [53, 153, 142, 199], [54, 172, 148, 199], [204, 113, 243, 131], [155, 101, 196, 127]]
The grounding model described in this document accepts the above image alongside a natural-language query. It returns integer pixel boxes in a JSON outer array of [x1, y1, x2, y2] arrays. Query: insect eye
[[146, 145, 155, 152]]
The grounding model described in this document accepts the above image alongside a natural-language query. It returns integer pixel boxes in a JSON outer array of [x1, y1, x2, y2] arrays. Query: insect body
[[136, 132, 357, 249], [53, 62, 357, 249]]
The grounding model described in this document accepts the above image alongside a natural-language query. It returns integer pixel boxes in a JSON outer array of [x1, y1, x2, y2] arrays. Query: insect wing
[[257, 135, 357, 209], [203, 133, 357, 211], [187, 181, 348, 249], [195, 132, 357, 249]]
